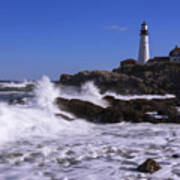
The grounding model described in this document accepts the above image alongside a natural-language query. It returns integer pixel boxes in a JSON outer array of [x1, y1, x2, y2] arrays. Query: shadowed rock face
[[59, 70, 152, 94], [137, 158, 161, 174], [55, 96, 180, 124], [56, 97, 103, 122], [57, 63, 180, 123], [113, 62, 180, 98], [56, 97, 124, 123], [59, 62, 180, 97]]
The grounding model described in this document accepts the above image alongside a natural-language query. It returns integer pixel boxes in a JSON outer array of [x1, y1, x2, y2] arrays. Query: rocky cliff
[[56, 62, 180, 124], [113, 62, 180, 98], [58, 62, 180, 97]]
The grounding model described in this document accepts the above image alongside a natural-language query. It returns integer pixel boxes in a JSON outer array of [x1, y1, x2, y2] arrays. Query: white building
[[146, 46, 180, 65], [138, 22, 150, 64], [169, 45, 180, 63]]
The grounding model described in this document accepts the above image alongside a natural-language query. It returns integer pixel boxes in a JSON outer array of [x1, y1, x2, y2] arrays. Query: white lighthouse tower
[[138, 22, 150, 64]]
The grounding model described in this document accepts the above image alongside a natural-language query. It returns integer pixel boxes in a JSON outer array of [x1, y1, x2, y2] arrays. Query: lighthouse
[[138, 22, 150, 64]]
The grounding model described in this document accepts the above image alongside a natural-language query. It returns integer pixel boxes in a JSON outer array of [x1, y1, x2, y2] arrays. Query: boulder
[[137, 158, 161, 174], [172, 154, 180, 159], [56, 97, 103, 122], [56, 97, 124, 123]]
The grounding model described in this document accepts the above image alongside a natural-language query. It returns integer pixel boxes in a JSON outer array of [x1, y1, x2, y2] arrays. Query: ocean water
[[0, 77, 179, 180]]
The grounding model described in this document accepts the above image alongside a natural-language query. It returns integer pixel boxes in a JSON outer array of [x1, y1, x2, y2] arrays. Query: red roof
[[121, 59, 137, 64]]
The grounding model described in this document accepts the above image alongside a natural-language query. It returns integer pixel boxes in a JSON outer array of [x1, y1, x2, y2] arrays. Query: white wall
[[138, 35, 150, 64]]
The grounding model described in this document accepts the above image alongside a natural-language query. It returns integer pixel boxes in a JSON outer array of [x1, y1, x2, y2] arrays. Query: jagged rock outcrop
[[113, 62, 180, 98], [104, 96, 180, 122], [59, 70, 163, 94], [55, 96, 179, 124], [56, 97, 103, 122], [58, 62, 180, 98], [57, 62, 180, 124]]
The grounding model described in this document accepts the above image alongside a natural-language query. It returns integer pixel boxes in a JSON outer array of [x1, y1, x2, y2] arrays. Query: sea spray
[[57, 81, 109, 108], [57, 81, 175, 107], [33, 76, 60, 113], [0, 80, 34, 89], [0, 76, 91, 145], [0, 78, 179, 179], [80, 81, 108, 107]]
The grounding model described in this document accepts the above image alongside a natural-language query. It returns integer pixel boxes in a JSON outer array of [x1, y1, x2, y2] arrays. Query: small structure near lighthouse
[[120, 22, 180, 68], [138, 22, 150, 64], [169, 45, 180, 63], [146, 45, 180, 65]]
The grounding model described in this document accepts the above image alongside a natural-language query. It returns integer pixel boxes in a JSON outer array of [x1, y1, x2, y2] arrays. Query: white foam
[[56, 81, 175, 109], [58, 81, 109, 107], [0, 80, 34, 88], [104, 91, 175, 100], [0, 78, 179, 180], [0, 76, 92, 144], [0, 91, 29, 95]]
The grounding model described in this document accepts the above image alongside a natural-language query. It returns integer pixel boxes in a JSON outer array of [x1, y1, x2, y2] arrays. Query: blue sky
[[0, 0, 180, 80]]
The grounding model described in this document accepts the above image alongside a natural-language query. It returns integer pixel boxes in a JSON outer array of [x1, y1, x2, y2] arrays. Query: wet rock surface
[[55, 113, 74, 121], [57, 62, 180, 124], [172, 154, 180, 159], [8, 97, 26, 105], [137, 158, 161, 174], [56, 96, 180, 124]]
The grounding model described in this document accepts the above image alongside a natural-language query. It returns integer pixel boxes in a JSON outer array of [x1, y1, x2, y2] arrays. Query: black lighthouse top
[[142, 21, 147, 26], [140, 21, 148, 35]]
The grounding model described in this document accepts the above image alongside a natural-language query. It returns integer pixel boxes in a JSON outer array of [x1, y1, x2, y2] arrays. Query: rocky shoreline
[[58, 62, 180, 97], [55, 62, 180, 124], [55, 95, 180, 124]]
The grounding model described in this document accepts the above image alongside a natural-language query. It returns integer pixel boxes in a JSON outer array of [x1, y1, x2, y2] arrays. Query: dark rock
[[59, 70, 147, 94], [55, 113, 74, 121], [56, 97, 103, 122], [7, 153, 23, 158], [172, 154, 180, 158], [60, 74, 73, 82], [55, 96, 179, 124], [56, 97, 124, 123], [104, 96, 179, 123], [137, 158, 161, 174], [9, 97, 26, 105], [38, 162, 45, 167], [59, 62, 180, 98], [113, 62, 180, 97], [97, 107, 124, 123]]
